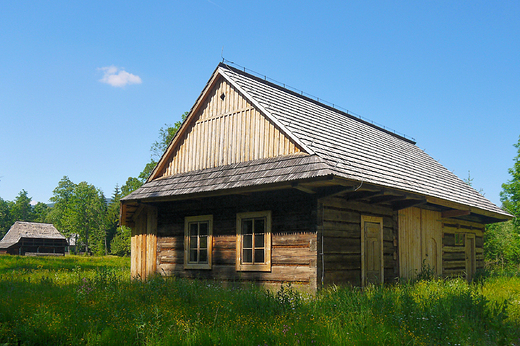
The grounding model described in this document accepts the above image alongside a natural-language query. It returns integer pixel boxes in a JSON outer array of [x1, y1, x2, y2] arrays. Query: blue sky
[[0, 1, 518, 207]]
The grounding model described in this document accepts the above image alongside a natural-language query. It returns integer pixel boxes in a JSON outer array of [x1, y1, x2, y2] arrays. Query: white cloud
[[98, 66, 142, 87]]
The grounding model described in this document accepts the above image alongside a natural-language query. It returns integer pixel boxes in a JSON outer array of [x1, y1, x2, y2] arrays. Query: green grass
[[0, 256, 519, 345]]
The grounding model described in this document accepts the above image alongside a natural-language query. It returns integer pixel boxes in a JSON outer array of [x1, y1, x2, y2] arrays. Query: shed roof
[[0, 222, 66, 249], [123, 63, 511, 221]]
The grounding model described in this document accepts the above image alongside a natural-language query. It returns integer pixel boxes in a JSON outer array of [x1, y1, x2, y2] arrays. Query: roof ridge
[[218, 62, 416, 145]]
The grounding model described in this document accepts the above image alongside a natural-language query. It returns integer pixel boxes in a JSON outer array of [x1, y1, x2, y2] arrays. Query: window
[[184, 215, 213, 269], [454, 233, 464, 246], [236, 211, 271, 272]]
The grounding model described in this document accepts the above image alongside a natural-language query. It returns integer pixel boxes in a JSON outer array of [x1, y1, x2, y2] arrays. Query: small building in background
[[0, 222, 68, 256]]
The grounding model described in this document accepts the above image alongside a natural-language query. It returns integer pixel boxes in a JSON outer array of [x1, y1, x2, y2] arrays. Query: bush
[[485, 221, 520, 266], [110, 226, 131, 256]]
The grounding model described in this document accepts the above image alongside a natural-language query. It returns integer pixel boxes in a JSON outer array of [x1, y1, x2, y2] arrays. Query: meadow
[[0, 256, 519, 345]]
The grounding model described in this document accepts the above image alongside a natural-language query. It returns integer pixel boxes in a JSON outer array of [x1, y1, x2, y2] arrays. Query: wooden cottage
[[120, 63, 512, 289], [0, 221, 68, 256]]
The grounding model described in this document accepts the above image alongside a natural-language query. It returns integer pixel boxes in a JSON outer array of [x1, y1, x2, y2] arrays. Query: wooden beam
[[344, 190, 384, 201], [316, 185, 358, 199], [441, 209, 471, 219], [392, 198, 426, 211], [426, 196, 512, 222], [291, 182, 316, 194], [368, 194, 406, 205]]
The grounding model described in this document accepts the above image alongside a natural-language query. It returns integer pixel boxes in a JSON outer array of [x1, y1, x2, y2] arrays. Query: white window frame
[[184, 215, 213, 270], [236, 211, 272, 272]]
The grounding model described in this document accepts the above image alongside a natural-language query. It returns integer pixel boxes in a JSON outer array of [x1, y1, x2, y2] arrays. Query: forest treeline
[[0, 117, 519, 264]]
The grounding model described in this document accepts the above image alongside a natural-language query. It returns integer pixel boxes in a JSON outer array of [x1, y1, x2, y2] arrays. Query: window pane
[[190, 236, 197, 249], [243, 249, 252, 263], [190, 223, 198, 237], [254, 218, 265, 233], [254, 233, 264, 248], [199, 222, 208, 236], [254, 249, 264, 263], [243, 220, 253, 234], [200, 236, 207, 249], [199, 249, 208, 263], [243, 234, 252, 249], [189, 249, 197, 262]]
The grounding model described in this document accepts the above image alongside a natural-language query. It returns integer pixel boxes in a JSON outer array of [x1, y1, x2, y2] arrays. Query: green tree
[[32, 202, 50, 223], [11, 190, 34, 222], [69, 182, 107, 255], [105, 185, 122, 254], [138, 111, 188, 182], [110, 226, 131, 256], [501, 135, 520, 228], [0, 197, 12, 238], [48, 176, 77, 232], [484, 221, 520, 266], [49, 177, 107, 255]]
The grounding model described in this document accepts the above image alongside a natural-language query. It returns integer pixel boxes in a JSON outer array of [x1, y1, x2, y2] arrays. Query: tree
[[11, 190, 34, 222], [105, 185, 122, 254], [48, 176, 77, 232], [110, 226, 131, 256], [0, 197, 12, 238], [484, 221, 520, 266], [68, 182, 106, 255], [484, 135, 520, 267], [32, 202, 50, 223], [501, 135, 520, 228], [49, 177, 107, 255], [138, 112, 188, 182]]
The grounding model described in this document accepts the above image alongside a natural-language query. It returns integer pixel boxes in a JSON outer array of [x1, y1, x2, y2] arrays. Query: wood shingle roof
[[123, 63, 511, 221], [0, 222, 66, 249]]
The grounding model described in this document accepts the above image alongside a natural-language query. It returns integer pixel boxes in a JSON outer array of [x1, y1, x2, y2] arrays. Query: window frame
[[236, 211, 272, 272], [184, 215, 213, 270]]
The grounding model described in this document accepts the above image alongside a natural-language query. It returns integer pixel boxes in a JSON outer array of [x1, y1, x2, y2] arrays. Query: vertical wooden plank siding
[[420, 209, 442, 275], [130, 206, 158, 280], [158, 78, 301, 178], [398, 208, 443, 278]]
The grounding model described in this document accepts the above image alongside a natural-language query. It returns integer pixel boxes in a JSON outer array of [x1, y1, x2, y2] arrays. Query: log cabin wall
[[157, 77, 302, 178], [442, 220, 484, 280], [317, 196, 398, 287], [155, 190, 318, 290]]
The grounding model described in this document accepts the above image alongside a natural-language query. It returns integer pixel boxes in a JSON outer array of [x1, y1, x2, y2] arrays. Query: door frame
[[361, 215, 384, 286], [465, 233, 476, 282]]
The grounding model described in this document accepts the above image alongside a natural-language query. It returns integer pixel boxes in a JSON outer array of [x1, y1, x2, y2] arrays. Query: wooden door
[[465, 234, 476, 282], [362, 216, 383, 286]]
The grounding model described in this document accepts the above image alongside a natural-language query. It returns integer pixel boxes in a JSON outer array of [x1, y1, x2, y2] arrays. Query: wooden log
[[272, 247, 315, 265], [323, 208, 360, 223], [443, 260, 466, 269], [272, 232, 315, 247], [321, 198, 393, 216], [324, 269, 361, 286]]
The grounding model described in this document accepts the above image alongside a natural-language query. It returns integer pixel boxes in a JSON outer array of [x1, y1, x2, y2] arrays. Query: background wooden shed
[[0, 221, 68, 256], [121, 63, 511, 289]]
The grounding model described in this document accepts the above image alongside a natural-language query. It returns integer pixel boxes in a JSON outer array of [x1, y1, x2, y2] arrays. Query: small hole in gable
[[220, 93, 225, 100]]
